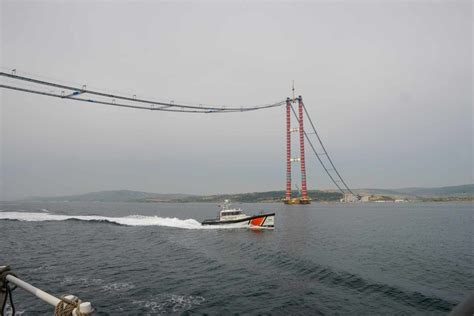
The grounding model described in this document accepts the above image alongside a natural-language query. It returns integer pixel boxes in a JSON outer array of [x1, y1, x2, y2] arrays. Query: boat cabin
[[219, 209, 247, 221], [216, 200, 248, 221]]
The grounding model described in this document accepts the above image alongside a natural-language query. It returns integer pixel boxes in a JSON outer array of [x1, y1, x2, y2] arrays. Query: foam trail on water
[[0, 211, 237, 230]]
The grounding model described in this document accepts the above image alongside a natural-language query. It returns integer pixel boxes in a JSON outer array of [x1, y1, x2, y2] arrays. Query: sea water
[[0, 201, 472, 314]]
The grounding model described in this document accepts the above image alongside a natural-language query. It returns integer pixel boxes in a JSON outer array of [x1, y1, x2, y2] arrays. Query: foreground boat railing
[[1, 265, 93, 315]]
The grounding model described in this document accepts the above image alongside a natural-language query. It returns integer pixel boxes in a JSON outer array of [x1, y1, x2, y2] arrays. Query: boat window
[[222, 211, 242, 216]]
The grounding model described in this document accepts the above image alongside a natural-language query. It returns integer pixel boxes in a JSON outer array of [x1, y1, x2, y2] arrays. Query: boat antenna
[[292, 80, 295, 103]]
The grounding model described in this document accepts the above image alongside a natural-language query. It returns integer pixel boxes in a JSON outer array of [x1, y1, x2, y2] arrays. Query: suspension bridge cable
[[301, 103, 359, 197], [290, 103, 359, 198], [0, 84, 225, 113], [1, 69, 357, 194], [0, 72, 285, 113], [289, 105, 346, 195]]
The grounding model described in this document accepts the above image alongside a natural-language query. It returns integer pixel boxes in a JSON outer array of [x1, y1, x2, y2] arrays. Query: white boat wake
[[0, 211, 238, 230]]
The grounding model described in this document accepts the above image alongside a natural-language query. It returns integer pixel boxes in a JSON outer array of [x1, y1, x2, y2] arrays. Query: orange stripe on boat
[[250, 216, 265, 226]]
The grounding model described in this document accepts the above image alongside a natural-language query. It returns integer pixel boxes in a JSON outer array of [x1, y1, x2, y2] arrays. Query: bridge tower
[[284, 95, 311, 204]]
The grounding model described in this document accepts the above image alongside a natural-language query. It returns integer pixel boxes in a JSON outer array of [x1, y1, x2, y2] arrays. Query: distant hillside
[[355, 184, 473, 199], [167, 190, 343, 203], [20, 184, 472, 203], [22, 189, 342, 203], [394, 184, 473, 197], [24, 190, 192, 202]]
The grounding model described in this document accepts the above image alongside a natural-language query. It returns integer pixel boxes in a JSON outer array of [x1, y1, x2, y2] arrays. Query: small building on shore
[[341, 193, 359, 202]]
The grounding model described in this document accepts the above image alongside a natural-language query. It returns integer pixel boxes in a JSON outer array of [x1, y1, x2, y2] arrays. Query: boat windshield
[[221, 211, 242, 216]]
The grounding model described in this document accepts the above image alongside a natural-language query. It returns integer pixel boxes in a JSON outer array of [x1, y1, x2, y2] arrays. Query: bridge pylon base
[[283, 197, 311, 205]]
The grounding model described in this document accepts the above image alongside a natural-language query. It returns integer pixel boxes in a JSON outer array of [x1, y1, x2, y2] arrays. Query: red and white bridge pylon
[[284, 96, 311, 204]]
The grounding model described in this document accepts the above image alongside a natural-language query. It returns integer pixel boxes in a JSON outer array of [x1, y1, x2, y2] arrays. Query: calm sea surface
[[0, 201, 472, 315]]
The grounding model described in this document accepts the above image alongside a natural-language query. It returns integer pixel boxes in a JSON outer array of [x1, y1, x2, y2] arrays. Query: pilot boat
[[201, 200, 274, 229]]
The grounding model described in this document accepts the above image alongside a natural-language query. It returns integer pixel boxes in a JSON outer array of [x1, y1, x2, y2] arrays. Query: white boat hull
[[201, 213, 275, 229]]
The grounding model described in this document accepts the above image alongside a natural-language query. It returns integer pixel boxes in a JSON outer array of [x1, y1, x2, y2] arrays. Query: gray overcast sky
[[1, 1, 472, 200]]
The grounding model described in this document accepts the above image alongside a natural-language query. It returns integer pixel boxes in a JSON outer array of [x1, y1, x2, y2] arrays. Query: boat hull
[[201, 213, 275, 229]]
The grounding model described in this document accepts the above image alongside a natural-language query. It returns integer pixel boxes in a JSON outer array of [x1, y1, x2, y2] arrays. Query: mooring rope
[[54, 294, 84, 316]]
